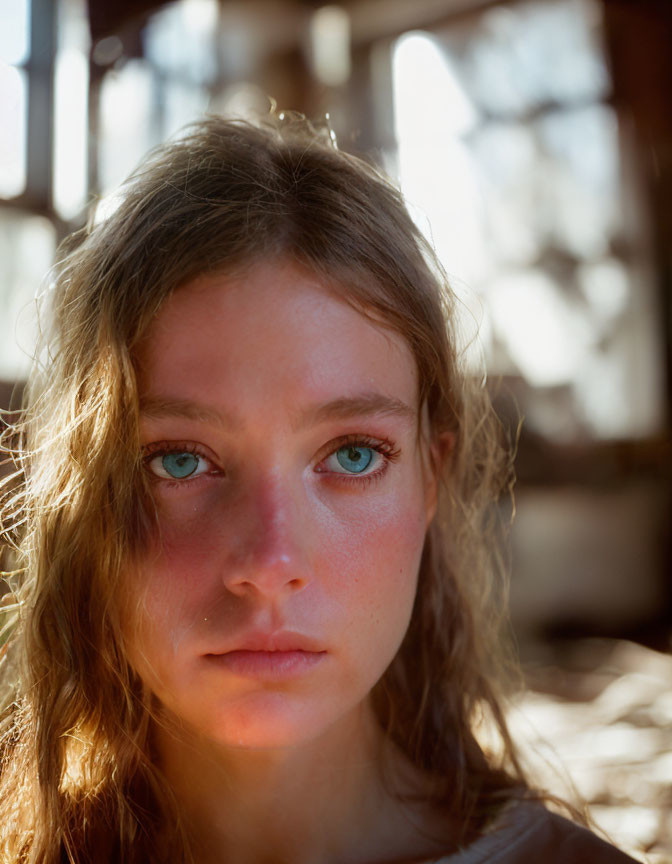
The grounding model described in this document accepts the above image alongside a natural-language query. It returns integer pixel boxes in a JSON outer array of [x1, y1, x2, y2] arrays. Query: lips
[[216, 630, 325, 653], [203, 630, 327, 680]]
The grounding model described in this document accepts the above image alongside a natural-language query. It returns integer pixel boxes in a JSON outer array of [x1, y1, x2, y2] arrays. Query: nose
[[222, 475, 313, 600]]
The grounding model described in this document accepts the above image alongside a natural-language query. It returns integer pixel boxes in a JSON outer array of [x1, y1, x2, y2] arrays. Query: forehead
[[135, 260, 419, 425]]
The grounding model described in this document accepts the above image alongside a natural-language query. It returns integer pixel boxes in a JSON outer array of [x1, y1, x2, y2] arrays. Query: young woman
[[0, 115, 637, 863]]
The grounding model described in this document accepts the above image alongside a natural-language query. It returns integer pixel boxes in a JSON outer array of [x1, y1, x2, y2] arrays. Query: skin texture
[[125, 260, 450, 864]]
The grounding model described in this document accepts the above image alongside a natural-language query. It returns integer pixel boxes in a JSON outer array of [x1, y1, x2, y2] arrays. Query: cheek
[[122, 501, 225, 657], [319, 503, 426, 696], [139, 489, 229, 577], [315, 480, 428, 641]]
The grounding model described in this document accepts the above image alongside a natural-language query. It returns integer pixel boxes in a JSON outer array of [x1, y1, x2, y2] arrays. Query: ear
[[422, 426, 455, 527]]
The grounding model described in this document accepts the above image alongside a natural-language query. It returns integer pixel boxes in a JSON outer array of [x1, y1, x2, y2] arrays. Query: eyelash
[[142, 441, 217, 490], [141, 435, 400, 489], [316, 434, 400, 487]]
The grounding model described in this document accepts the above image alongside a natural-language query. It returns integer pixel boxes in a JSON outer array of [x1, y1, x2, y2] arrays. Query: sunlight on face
[[125, 260, 436, 750]]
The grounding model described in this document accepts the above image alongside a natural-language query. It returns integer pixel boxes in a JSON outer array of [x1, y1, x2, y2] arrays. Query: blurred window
[[309, 5, 351, 87], [54, 0, 89, 219], [0, 211, 55, 381], [94, 0, 273, 207], [0, 0, 89, 381], [0, 0, 30, 199], [0, 0, 30, 66], [0, 65, 27, 199], [144, 0, 218, 86], [392, 0, 664, 441], [95, 0, 222, 203], [99, 60, 156, 195]]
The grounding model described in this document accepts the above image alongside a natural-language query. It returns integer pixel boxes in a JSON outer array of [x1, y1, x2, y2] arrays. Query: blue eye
[[162, 452, 199, 478], [146, 449, 210, 481], [333, 446, 374, 474], [317, 437, 398, 479]]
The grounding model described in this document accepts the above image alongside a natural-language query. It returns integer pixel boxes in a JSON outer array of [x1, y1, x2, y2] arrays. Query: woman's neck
[[155, 700, 456, 864]]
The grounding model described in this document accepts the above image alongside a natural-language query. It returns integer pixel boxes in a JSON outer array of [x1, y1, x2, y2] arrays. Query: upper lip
[[208, 630, 326, 654]]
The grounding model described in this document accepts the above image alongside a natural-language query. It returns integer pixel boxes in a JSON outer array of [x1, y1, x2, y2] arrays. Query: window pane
[[99, 60, 155, 195], [0, 64, 27, 198], [0, 210, 56, 382], [163, 80, 209, 139], [309, 5, 351, 87], [144, 0, 218, 84], [442, 0, 609, 116], [54, 48, 89, 218], [537, 105, 619, 259], [0, 0, 30, 66]]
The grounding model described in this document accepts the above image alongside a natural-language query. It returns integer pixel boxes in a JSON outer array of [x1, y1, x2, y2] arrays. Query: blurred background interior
[[0, 0, 671, 859]]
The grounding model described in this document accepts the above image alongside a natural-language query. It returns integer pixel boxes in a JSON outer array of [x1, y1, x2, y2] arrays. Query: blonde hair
[[1, 114, 530, 863]]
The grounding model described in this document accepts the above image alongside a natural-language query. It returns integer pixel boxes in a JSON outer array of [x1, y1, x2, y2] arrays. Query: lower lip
[[204, 650, 326, 679]]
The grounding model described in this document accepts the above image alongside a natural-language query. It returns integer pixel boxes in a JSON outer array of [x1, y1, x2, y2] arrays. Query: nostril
[[223, 569, 308, 597]]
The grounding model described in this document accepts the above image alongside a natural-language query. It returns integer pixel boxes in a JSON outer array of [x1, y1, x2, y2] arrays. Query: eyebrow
[[139, 395, 239, 427], [139, 392, 416, 431], [296, 393, 416, 428]]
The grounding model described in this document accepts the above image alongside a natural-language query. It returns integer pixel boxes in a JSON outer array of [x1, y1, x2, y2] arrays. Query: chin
[[190, 692, 344, 751]]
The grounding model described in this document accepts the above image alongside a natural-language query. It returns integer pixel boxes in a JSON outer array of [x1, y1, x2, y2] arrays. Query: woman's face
[[126, 259, 437, 750]]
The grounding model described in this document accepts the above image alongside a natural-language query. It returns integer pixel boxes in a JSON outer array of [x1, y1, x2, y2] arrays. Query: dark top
[[57, 799, 642, 863], [434, 802, 641, 864]]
